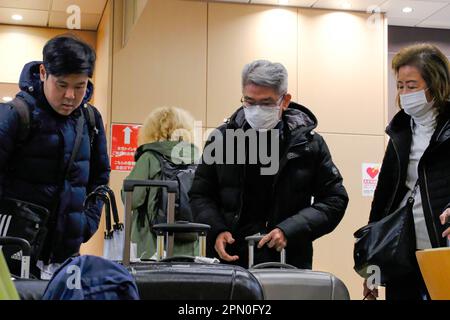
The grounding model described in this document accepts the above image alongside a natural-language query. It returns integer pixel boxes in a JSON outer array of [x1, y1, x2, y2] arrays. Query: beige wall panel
[[313, 132, 385, 299], [81, 0, 113, 256], [0, 25, 96, 84], [92, 0, 112, 127], [207, 3, 298, 128], [0, 83, 19, 100], [298, 9, 385, 135], [112, 0, 207, 125]]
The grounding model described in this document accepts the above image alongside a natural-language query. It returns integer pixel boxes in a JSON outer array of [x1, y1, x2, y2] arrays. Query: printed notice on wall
[[111, 123, 142, 172], [362, 163, 381, 197]]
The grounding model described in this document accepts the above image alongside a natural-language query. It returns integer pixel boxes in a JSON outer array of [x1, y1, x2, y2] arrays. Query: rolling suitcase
[[122, 179, 264, 300], [245, 234, 350, 300], [0, 237, 49, 300]]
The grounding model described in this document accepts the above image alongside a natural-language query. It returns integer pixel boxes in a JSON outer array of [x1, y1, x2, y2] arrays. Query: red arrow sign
[[110, 123, 141, 171]]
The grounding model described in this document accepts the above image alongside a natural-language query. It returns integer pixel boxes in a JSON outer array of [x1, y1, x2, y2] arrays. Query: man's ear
[[39, 64, 47, 81], [281, 93, 292, 111]]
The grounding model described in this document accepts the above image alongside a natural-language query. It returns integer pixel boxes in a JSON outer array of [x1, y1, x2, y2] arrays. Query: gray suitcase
[[246, 234, 350, 300]]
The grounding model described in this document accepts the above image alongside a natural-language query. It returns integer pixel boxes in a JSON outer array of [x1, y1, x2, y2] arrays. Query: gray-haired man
[[189, 60, 348, 269]]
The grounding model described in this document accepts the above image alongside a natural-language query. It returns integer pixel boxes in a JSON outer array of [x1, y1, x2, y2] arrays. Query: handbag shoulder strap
[[408, 180, 420, 203]]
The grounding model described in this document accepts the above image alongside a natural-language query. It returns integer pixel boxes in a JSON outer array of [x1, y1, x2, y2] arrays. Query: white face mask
[[243, 105, 281, 130], [400, 89, 434, 118]]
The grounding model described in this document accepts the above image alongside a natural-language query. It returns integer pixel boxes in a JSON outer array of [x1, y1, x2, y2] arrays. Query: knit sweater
[[398, 106, 438, 249]]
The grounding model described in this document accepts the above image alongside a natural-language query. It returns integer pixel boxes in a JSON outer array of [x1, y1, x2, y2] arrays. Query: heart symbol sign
[[366, 167, 379, 179]]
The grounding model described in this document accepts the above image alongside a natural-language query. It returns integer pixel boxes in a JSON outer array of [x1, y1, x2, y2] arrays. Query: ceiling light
[[278, 0, 289, 5], [402, 7, 413, 14], [2, 96, 13, 102], [11, 14, 23, 21], [341, 1, 351, 9]]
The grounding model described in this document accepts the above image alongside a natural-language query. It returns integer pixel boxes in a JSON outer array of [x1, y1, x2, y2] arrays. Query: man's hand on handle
[[257, 228, 287, 252], [215, 231, 239, 262]]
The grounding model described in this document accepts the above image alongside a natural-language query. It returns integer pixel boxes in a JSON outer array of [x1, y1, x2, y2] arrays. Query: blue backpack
[[42, 255, 139, 300]]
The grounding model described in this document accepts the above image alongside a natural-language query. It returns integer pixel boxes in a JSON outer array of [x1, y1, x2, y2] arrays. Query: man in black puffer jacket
[[189, 60, 348, 269], [0, 35, 110, 278]]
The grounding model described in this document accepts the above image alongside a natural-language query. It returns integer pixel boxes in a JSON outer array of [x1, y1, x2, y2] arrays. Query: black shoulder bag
[[353, 180, 419, 285]]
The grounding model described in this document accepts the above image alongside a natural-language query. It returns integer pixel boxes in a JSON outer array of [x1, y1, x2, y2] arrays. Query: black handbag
[[0, 197, 50, 274], [353, 182, 418, 285]]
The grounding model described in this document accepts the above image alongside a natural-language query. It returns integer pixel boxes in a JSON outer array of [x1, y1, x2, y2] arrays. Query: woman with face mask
[[362, 44, 450, 300]]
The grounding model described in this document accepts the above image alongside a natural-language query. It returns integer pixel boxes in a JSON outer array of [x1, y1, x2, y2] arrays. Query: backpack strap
[[65, 111, 86, 180], [134, 150, 166, 229], [82, 103, 98, 147], [8, 97, 30, 143]]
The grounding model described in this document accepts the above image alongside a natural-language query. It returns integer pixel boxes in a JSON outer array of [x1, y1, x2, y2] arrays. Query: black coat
[[189, 102, 349, 268], [369, 107, 450, 248]]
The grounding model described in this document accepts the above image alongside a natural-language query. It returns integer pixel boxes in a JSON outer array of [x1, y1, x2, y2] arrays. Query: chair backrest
[[416, 247, 450, 300]]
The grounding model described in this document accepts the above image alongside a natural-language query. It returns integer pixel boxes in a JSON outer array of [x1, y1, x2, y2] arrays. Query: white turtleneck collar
[[410, 102, 438, 128]]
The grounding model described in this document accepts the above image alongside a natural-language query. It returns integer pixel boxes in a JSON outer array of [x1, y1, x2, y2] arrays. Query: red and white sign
[[110, 123, 141, 172], [362, 163, 381, 197]]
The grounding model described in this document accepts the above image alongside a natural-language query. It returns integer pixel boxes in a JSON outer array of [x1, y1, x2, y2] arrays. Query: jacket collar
[[386, 109, 410, 137], [434, 110, 450, 144], [387, 105, 450, 144]]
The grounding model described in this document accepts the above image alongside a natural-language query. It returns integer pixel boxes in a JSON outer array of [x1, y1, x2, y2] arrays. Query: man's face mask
[[400, 89, 434, 118], [243, 95, 284, 130]]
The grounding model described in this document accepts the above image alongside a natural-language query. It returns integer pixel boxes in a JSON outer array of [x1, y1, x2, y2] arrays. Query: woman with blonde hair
[[124, 106, 199, 259], [360, 43, 450, 300]]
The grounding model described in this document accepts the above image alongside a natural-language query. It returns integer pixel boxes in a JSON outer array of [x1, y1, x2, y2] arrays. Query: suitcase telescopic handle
[[152, 222, 210, 234], [123, 180, 178, 193], [0, 237, 31, 279], [122, 180, 179, 266], [153, 222, 210, 260], [245, 234, 286, 269]]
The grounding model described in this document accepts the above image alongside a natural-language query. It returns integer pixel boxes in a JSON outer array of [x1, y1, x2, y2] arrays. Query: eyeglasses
[[240, 94, 285, 108]]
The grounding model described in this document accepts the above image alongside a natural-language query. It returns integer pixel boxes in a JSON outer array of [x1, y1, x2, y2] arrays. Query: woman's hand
[[439, 208, 450, 239], [363, 279, 378, 300]]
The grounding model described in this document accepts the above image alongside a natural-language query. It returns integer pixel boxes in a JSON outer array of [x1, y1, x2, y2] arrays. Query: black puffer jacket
[[189, 102, 349, 268], [369, 107, 450, 248]]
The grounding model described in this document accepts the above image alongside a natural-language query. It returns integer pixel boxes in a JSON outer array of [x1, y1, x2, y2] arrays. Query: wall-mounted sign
[[362, 163, 381, 197], [110, 123, 141, 172]]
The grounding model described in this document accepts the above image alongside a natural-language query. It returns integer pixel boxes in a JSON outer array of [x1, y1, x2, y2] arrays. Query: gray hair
[[242, 60, 288, 95]]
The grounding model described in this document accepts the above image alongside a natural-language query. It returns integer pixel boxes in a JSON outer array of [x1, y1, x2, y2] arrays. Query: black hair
[[43, 34, 96, 78]]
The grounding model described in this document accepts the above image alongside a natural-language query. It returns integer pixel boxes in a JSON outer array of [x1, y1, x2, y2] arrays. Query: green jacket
[[124, 141, 199, 259]]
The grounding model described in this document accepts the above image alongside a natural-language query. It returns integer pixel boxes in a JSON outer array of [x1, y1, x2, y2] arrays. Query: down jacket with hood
[[189, 102, 349, 268], [0, 61, 110, 264]]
